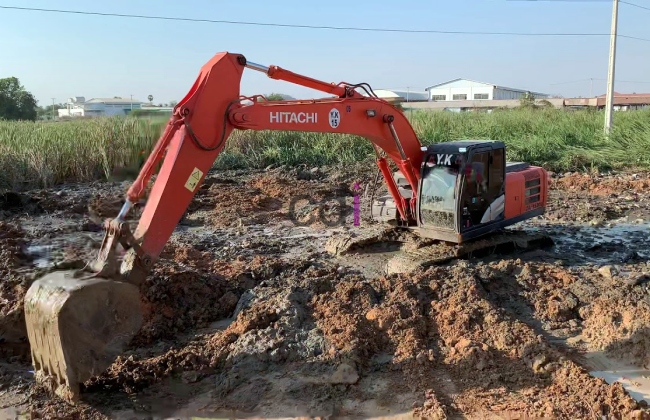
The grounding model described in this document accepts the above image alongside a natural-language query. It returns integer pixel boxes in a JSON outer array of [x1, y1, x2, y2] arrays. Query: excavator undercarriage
[[22, 51, 552, 403], [324, 224, 554, 276]]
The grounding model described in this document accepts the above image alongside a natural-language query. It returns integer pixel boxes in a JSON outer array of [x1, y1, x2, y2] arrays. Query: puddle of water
[[25, 244, 56, 268], [518, 220, 650, 265], [585, 351, 650, 403], [591, 369, 650, 402]]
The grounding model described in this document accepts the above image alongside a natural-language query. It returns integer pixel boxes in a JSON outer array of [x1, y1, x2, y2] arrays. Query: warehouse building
[[372, 89, 428, 103], [58, 97, 144, 117], [424, 78, 549, 102]]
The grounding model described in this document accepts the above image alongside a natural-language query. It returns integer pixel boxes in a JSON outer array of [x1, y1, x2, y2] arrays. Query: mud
[[2, 165, 650, 419], [0, 221, 33, 349]]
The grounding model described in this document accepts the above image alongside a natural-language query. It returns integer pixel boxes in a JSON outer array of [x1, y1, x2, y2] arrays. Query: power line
[[1, 4, 650, 40], [620, 0, 650, 11], [507, 0, 611, 3], [610, 78, 650, 83], [551, 77, 650, 85], [550, 78, 594, 85], [508, 0, 650, 11]]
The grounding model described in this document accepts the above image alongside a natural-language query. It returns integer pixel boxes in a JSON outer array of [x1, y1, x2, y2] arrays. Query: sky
[[1, 0, 650, 106]]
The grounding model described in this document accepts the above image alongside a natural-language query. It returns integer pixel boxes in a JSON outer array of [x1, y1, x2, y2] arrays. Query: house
[[596, 92, 650, 111], [58, 97, 144, 117], [424, 78, 549, 102]]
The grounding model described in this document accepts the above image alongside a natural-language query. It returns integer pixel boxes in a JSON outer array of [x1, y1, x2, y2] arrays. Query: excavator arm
[[23, 51, 425, 402], [116, 52, 424, 285]]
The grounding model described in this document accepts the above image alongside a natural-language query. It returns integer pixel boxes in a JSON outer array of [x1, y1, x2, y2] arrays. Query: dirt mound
[[87, 193, 125, 219], [582, 296, 650, 363], [187, 178, 284, 228], [78, 257, 330, 393], [413, 263, 640, 418], [248, 171, 350, 200], [476, 259, 581, 327], [554, 172, 650, 196], [0, 221, 30, 271], [21, 244, 650, 418], [576, 273, 650, 369], [187, 172, 354, 228], [312, 277, 389, 361], [0, 191, 43, 216], [134, 243, 288, 347], [0, 222, 33, 345]]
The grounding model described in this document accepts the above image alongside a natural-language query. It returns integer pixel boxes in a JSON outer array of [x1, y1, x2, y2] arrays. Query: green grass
[[408, 107, 650, 172], [1, 107, 649, 190]]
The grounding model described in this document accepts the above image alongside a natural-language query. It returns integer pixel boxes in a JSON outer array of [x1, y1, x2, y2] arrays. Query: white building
[[372, 89, 428, 103], [58, 97, 144, 117], [424, 79, 549, 102]]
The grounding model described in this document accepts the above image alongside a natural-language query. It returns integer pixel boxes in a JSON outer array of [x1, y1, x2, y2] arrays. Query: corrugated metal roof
[[597, 92, 650, 98], [85, 98, 143, 104], [424, 78, 548, 96]]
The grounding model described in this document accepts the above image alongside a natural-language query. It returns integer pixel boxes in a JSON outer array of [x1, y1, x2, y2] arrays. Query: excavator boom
[[24, 52, 427, 402]]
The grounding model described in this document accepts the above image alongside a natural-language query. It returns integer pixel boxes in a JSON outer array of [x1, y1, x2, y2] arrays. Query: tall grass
[[0, 117, 164, 190], [1, 107, 649, 190], [409, 107, 650, 171]]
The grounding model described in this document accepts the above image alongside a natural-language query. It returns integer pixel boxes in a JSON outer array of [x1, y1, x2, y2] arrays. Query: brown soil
[[554, 171, 650, 196], [0, 222, 32, 347], [135, 243, 288, 347], [2, 167, 650, 419], [187, 170, 355, 229]]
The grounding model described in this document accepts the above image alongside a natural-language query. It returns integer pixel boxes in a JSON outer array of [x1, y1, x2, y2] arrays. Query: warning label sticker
[[184, 167, 203, 192]]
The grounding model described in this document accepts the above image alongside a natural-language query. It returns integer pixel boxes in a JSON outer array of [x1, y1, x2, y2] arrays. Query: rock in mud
[[598, 265, 617, 279], [329, 362, 359, 384], [624, 272, 650, 287]]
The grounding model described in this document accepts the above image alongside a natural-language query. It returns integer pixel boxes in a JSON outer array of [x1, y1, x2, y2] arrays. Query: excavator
[[23, 51, 550, 403]]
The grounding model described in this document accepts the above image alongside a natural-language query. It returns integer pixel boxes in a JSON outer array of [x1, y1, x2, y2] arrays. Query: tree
[[148, 94, 153, 104], [0, 77, 38, 121], [266, 93, 285, 101], [36, 103, 65, 120], [519, 91, 536, 108], [518, 91, 555, 110], [255, 93, 287, 102], [169, 100, 178, 107]]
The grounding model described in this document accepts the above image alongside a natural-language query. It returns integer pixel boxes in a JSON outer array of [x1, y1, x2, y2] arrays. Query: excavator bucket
[[24, 270, 142, 402]]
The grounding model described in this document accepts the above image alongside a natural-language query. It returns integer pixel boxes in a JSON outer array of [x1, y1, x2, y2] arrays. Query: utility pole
[[130, 94, 133, 111], [590, 78, 594, 98], [604, 0, 619, 135]]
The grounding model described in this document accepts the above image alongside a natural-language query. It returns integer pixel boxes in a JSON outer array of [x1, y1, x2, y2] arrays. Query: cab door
[[458, 146, 505, 232]]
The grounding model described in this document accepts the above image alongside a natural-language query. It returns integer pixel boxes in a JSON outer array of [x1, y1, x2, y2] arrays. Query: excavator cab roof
[[423, 139, 506, 157], [419, 140, 506, 175]]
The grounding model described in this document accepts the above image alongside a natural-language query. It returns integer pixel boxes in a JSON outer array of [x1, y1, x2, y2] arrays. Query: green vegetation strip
[[1, 108, 649, 190]]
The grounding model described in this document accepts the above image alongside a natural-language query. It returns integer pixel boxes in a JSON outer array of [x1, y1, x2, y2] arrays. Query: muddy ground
[[2, 164, 650, 419]]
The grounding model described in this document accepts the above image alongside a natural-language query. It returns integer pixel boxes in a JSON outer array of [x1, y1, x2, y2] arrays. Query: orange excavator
[[23, 52, 549, 402]]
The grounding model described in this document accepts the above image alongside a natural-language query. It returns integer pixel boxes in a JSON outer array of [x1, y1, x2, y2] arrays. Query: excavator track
[[325, 225, 555, 275]]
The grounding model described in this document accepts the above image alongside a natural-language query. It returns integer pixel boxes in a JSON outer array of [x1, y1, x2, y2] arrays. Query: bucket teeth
[[24, 270, 143, 403]]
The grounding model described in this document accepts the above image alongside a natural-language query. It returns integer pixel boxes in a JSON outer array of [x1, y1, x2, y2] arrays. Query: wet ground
[[1, 165, 650, 419]]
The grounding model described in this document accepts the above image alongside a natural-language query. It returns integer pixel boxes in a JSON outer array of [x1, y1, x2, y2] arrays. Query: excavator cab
[[416, 140, 541, 243]]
